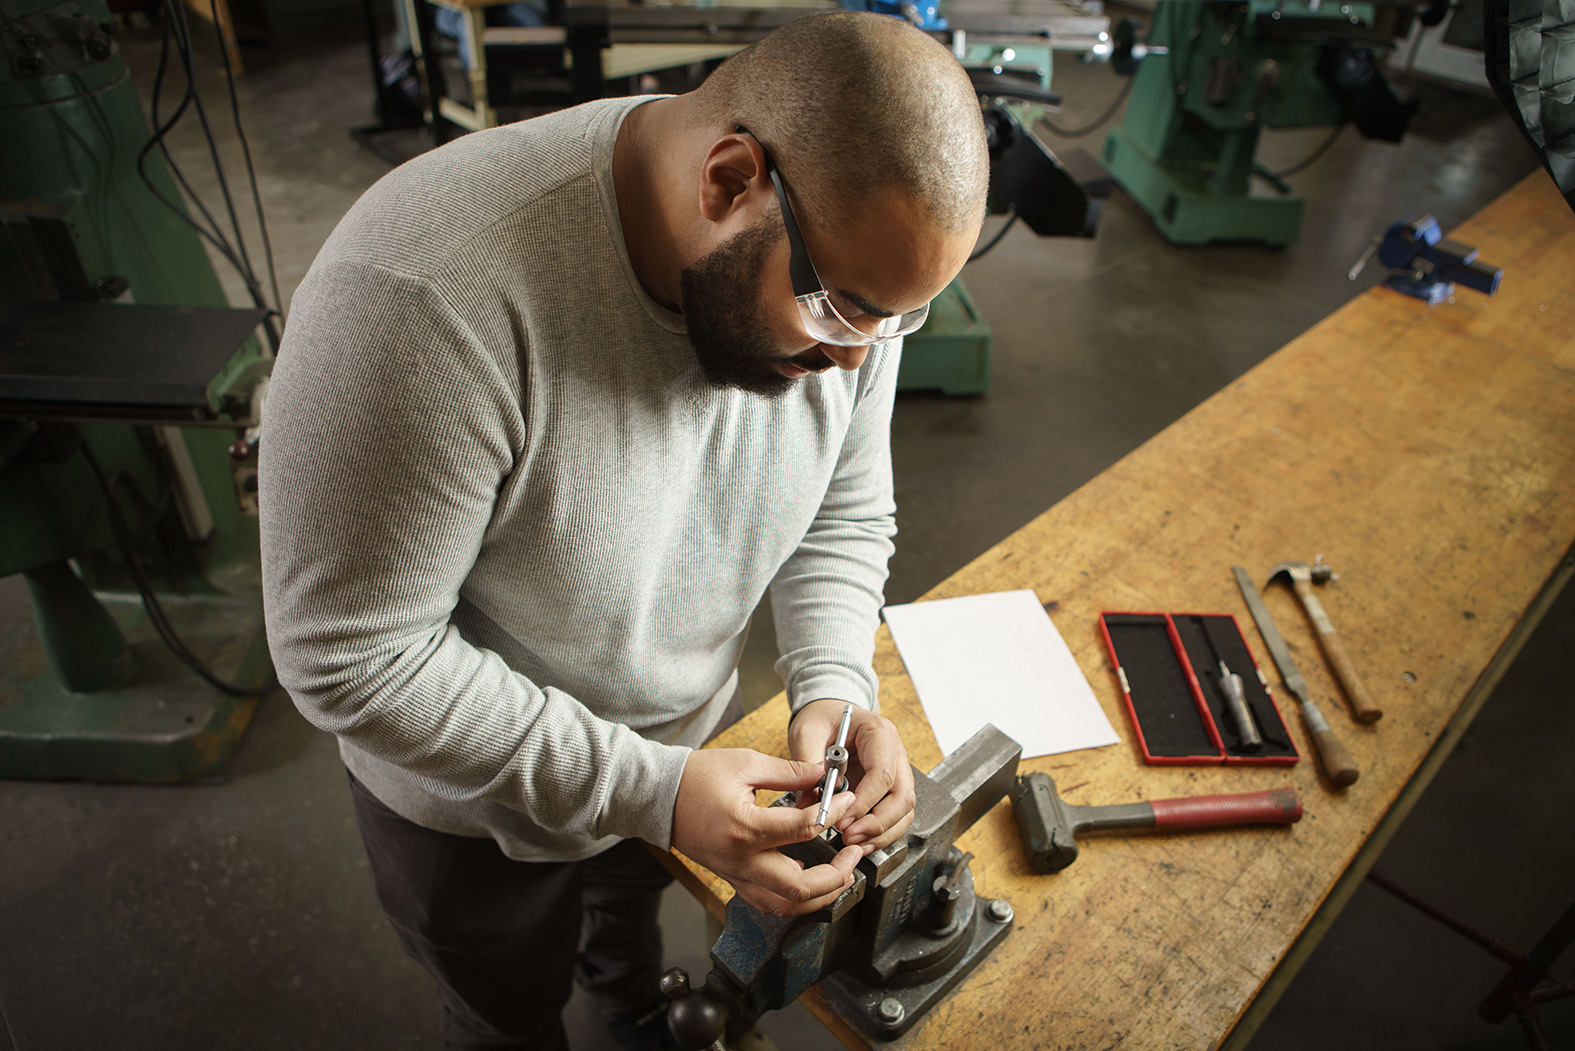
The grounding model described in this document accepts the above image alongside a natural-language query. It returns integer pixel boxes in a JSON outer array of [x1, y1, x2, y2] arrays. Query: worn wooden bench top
[[667, 171, 1575, 1050]]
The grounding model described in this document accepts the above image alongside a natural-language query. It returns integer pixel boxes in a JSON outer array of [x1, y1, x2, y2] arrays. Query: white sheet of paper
[[882, 589, 1119, 759]]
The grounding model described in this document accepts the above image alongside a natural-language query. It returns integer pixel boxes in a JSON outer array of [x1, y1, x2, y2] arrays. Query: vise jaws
[[1348, 213, 1503, 304], [661, 724, 1022, 1048]]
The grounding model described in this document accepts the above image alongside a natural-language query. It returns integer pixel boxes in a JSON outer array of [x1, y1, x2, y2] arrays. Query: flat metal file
[[1233, 566, 1359, 787]]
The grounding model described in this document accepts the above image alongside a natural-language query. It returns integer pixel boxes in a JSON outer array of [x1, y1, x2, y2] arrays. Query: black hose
[[1039, 77, 1135, 139], [968, 211, 1020, 262], [79, 441, 276, 698]]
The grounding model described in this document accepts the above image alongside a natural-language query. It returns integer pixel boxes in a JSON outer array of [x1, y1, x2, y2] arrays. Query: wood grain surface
[[668, 172, 1575, 1049]]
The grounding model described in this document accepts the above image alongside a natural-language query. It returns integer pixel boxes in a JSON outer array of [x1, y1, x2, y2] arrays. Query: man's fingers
[[728, 878, 802, 917], [830, 722, 913, 817], [752, 790, 856, 847], [733, 846, 860, 913], [835, 752, 907, 832], [841, 801, 915, 851], [730, 873, 852, 918], [833, 726, 916, 847], [739, 751, 832, 794]]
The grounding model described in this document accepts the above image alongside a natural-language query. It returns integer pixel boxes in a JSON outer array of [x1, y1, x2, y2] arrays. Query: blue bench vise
[[1348, 214, 1503, 304]]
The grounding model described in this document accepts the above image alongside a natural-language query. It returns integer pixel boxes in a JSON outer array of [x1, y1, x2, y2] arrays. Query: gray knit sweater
[[259, 97, 898, 862]]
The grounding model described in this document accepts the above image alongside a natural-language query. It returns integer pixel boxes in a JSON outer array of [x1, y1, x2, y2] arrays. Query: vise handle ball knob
[[661, 967, 728, 1051]]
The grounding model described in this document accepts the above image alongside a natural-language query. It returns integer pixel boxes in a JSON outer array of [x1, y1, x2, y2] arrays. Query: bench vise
[[662, 724, 1022, 1048], [1348, 213, 1503, 304]]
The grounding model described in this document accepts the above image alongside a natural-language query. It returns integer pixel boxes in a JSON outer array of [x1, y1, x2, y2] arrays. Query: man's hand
[[672, 748, 864, 917], [789, 699, 915, 853]]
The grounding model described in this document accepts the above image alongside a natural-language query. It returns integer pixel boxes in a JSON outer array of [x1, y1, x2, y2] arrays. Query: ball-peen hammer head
[[1267, 560, 1311, 588], [1270, 557, 1339, 587]]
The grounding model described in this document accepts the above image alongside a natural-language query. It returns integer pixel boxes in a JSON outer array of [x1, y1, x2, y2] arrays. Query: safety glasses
[[738, 126, 931, 348]]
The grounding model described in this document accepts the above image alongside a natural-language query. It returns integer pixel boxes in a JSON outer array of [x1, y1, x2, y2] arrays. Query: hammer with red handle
[[1011, 772, 1303, 874]]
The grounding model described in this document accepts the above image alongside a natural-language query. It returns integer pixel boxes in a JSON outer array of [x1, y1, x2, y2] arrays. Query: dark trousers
[[348, 772, 674, 1051]]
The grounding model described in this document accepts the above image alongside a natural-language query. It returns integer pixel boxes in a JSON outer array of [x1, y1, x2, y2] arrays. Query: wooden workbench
[[667, 171, 1575, 1050]]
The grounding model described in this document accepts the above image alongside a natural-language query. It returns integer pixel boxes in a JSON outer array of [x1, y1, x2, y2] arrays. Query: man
[[260, 11, 988, 1049]]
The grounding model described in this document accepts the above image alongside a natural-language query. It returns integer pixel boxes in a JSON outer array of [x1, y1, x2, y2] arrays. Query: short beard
[[678, 220, 796, 398]]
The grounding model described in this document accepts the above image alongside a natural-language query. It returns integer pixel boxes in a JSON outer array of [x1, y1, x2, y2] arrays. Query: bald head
[[694, 12, 989, 235]]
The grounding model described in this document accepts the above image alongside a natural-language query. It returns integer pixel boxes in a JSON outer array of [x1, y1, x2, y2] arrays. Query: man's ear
[[697, 132, 769, 223]]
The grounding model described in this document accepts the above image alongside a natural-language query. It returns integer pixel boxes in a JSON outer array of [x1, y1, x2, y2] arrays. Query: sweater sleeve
[[259, 260, 690, 848], [769, 342, 901, 716]]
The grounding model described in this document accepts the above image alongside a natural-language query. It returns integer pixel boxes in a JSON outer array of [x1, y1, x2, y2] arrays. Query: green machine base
[[1102, 127, 1304, 247], [897, 279, 992, 396], [0, 592, 272, 783]]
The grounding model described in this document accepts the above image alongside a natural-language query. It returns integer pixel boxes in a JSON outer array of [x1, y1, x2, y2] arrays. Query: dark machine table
[[0, 300, 268, 421]]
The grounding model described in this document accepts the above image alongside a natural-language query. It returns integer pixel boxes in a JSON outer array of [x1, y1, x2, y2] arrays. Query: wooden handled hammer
[[1268, 559, 1383, 724]]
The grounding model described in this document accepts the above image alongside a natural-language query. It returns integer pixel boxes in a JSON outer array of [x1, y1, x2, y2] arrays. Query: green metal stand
[[897, 279, 992, 396], [1100, 1, 1356, 247], [0, 589, 271, 783], [1, 0, 274, 782], [1103, 125, 1306, 246], [23, 560, 136, 692]]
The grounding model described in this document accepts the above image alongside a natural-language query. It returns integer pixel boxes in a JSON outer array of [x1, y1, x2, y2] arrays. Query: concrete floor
[[3, 6, 1572, 1050]]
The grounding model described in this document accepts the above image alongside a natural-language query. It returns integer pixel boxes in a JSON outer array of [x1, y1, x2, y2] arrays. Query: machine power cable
[[78, 442, 277, 698], [1038, 77, 1134, 139], [167, 2, 258, 285], [205, 0, 283, 323], [968, 211, 1019, 262], [134, 1, 283, 351], [1267, 122, 1348, 179], [137, 52, 252, 298], [136, 56, 282, 351]]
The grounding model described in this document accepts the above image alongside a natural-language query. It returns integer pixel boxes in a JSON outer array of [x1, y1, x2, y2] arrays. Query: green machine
[[1, 0, 275, 781], [1102, 1, 1425, 247], [902, 24, 1112, 394]]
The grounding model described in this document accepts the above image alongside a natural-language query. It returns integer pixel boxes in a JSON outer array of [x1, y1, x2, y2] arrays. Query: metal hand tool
[[1216, 660, 1263, 752], [1198, 617, 1262, 751], [815, 703, 854, 828], [1347, 213, 1502, 303], [1268, 558, 1383, 723], [1012, 772, 1301, 874], [1234, 565, 1360, 787]]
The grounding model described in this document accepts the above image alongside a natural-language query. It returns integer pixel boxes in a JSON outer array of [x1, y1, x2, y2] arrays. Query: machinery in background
[[1, 0, 275, 782], [900, 4, 1117, 394], [967, 19, 1123, 245], [1101, 1, 1431, 247], [841, 0, 949, 32]]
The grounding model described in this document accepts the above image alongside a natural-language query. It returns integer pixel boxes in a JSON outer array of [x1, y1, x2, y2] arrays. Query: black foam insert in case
[[1098, 611, 1299, 766]]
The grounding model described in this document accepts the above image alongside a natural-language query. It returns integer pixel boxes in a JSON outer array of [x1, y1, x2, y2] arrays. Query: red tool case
[[1098, 611, 1299, 766]]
